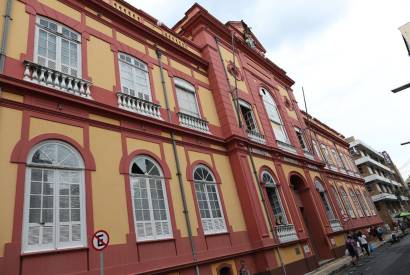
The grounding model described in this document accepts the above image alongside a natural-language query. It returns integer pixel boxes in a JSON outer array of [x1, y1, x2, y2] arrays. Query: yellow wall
[[117, 32, 146, 54], [281, 164, 305, 182], [211, 259, 238, 275], [213, 154, 246, 232], [197, 86, 220, 126], [90, 127, 128, 244], [5, 1, 29, 60], [89, 113, 120, 126], [1, 91, 24, 103], [39, 0, 81, 21], [126, 138, 161, 159], [188, 151, 212, 167], [276, 244, 304, 264], [87, 35, 116, 91], [0, 107, 22, 257], [170, 59, 192, 76], [193, 71, 209, 85], [334, 233, 346, 247], [29, 117, 84, 146], [218, 45, 248, 93], [163, 144, 198, 236], [85, 16, 112, 37], [151, 65, 175, 111]]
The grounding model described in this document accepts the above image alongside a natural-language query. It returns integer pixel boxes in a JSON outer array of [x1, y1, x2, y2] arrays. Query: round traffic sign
[[92, 230, 109, 251]]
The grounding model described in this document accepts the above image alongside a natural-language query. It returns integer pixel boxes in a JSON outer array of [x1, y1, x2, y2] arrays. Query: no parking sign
[[92, 230, 109, 275]]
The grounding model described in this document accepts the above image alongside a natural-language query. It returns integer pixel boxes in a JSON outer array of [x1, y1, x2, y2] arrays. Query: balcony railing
[[178, 112, 210, 133], [371, 192, 397, 202], [246, 129, 266, 144], [23, 60, 92, 98], [117, 92, 162, 119], [329, 219, 343, 232], [275, 224, 298, 243], [277, 140, 297, 154]]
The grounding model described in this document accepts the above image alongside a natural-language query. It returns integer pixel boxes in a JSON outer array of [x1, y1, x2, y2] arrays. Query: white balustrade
[[246, 129, 266, 144], [178, 112, 209, 133], [117, 92, 162, 119], [329, 219, 343, 232], [23, 60, 92, 98], [275, 224, 298, 243]]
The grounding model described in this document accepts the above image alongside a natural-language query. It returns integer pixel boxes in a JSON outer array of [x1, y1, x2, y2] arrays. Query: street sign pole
[[92, 230, 109, 275], [100, 251, 104, 275]]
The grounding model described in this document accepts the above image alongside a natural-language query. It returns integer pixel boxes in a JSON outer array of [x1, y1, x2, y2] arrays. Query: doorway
[[290, 174, 333, 261]]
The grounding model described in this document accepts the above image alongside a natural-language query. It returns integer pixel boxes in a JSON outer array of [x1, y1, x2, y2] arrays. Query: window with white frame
[[349, 188, 364, 217], [239, 100, 259, 133], [130, 156, 172, 241], [193, 165, 227, 234], [23, 141, 86, 253], [262, 171, 288, 225], [118, 53, 151, 101], [321, 145, 333, 165], [356, 189, 370, 216], [295, 127, 307, 150], [339, 187, 356, 218], [331, 149, 344, 168], [315, 180, 335, 221], [312, 140, 323, 160], [175, 78, 200, 118], [35, 17, 81, 77], [260, 87, 289, 143], [331, 186, 347, 216]]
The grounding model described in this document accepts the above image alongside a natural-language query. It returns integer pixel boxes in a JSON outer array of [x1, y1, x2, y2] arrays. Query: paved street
[[335, 235, 410, 275]]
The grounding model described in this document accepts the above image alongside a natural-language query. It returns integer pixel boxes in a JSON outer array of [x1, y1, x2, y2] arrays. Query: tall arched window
[[23, 140, 86, 252], [315, 180, 335, 221], [339, 187, 356, 218], [130, 156, 172, 241], [331, 186, 346, 216], [260, 87, 288, 143], [349, 188, 364, 217], [262, 171, 288, 225], [193, 165, 227, 234]]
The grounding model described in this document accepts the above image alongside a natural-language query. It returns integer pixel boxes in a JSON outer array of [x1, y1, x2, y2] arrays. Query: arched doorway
[[218, 266, 232, 275], [290, 174, 333, 261]]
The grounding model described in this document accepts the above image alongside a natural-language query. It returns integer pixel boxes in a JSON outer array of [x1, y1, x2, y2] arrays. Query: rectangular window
[[331, 149, 343, 168], [321, 145, 333, 165], [239, 101, 259, 132], [331, 186, 346, 216], [35, 17, 81, 77], [312, 140, 323, 160], [119, 53, 151, 101], [356, 189, 370, 216], [175, 78, 200, 118], [295, 128, 307, 150], [339, 187, 356, 218]]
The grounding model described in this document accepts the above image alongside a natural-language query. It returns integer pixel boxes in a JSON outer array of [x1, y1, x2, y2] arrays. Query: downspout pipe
[[0, 0, 12, 74], [247, 146, 288, 275], [156, 48, 201, 275]]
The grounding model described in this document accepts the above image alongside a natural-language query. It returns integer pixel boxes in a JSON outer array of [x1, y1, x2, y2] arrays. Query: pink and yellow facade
[[0, 1, 382, 274]]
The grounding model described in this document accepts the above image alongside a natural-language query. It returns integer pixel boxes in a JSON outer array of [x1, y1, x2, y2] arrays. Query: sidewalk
[[308, 240, 386, 275]]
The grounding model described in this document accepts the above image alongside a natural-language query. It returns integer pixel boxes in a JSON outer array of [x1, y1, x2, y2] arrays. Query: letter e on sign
[[92, 230, 109, 251]]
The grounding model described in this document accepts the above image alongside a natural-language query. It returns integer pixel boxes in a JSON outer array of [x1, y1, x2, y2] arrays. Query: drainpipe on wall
[[156, 48, 201, 275], [0, 0, 12, 74], [248, 146, 288, 275]]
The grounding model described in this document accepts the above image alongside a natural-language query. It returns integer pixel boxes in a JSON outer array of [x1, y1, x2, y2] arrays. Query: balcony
[[178, 112, 209, 133], [364, 174, 401, 187], [277, 140, 297, 154], [117, 92, 162, 119], [275, 224, 298, 243], [246, 129, 266, 144], [355, 156, 393, 173], [329, 219, 343, 232], [23, 60, 92, 98], [371, 192, 397, 202]]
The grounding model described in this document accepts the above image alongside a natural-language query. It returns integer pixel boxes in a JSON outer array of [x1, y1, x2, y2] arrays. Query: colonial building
[[347, 137, 409, 227], [0, 1, 381, 274]]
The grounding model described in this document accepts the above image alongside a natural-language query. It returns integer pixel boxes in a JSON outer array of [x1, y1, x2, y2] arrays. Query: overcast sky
[[126, 0, 410, 179]]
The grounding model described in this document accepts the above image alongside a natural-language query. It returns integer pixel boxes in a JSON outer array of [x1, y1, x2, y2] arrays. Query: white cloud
[[126, 0, 410, 179]]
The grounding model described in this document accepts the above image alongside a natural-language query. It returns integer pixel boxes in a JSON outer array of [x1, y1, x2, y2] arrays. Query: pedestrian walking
[[346, 235, 359, 265], [376, 226, 383, 241], [357, 232, 370, 256]]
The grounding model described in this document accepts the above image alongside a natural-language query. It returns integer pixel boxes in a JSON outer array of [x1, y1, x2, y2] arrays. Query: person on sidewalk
[[346, 235, 359, 265], [357, 232, 370, 256], [376, 226, 384, 241]]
